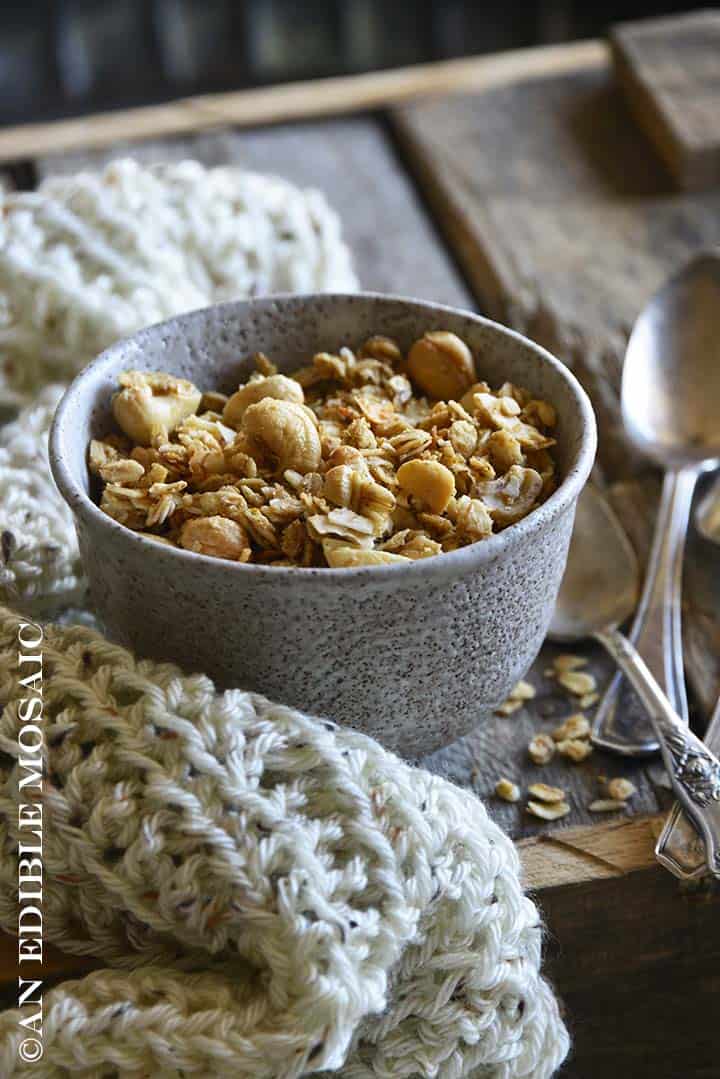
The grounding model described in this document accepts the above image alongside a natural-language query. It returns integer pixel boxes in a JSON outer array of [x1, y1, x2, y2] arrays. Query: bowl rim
[[50, 291, 597, 588]]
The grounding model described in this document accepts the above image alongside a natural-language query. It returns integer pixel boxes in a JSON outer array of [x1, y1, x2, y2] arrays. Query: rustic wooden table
[[1, 38, 719, 1078]]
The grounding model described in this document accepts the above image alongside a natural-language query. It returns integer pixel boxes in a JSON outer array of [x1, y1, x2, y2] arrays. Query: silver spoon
[[549, 485, 720, 880], [593, 251, 720, 756]]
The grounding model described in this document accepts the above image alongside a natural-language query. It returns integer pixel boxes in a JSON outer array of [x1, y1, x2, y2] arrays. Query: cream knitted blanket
[[0, 605, 569, 1077], [0, 158, 357, 401]]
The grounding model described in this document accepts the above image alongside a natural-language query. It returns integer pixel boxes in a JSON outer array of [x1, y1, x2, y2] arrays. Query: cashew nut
[[112, 370, 201, 445], [242, 398, 321, 473], [396, 459, 456, 514], [407, 331, 476, 400], [223, 374, 304, 428], [474, 465, 543, 525]]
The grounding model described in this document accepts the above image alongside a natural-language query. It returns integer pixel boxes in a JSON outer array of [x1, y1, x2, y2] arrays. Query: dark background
[[0, 0, 703, 125]]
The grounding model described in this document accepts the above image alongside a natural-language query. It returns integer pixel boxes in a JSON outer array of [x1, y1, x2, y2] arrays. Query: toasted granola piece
[[528, 733, 556, 765], [557, 738, 593, 763], [588, 799, 626, 813], [527, 799, 570, 821], [325, 546, 411, 568], [98, 458, 145, 485], [527, 782, 565, 804], [607, 778, 637, 802], [509, 679, 536, 701], [495, 778, 521, 803], [552, 714, 591, 742], [495, 698, 523, 717], [88, 438, 123, 474], [474, 465, 543, 526], [557, 670, 597, 697], [552, 654, 588, 674], [487, 429, 523, 472], [179, 516, 250, 561]]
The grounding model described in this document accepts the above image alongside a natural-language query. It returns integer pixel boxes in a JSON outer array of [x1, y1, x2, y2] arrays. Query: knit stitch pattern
[[0, 605, 569, 1077], [0, 158, 358, 400], [0, 386, 83, 612]]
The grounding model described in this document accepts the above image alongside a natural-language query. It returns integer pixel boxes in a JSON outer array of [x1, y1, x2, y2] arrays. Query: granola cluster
[[89, 331, 558, 567]]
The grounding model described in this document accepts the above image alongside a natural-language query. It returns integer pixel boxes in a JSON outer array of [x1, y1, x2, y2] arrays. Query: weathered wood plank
[[611, 11, 720, 192], [0, 41, 605, 164], [518, 813, 661, 888], [34, 118, 472, 310], [541, 862, 720, 1077]]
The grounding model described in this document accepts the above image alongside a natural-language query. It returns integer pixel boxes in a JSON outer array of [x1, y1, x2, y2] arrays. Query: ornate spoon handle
[[595, 627, 720, 879], [655, 695, 720, 878]]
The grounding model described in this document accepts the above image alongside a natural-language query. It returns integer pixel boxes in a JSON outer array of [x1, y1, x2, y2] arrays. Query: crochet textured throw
[[0, 604, 569, 1077], [0, 158, 357, 400]]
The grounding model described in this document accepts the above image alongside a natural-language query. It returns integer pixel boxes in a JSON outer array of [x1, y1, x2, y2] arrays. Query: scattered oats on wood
[[552, 654, 588, 674], [495, 699, 524, 716], [607, 778, 637, 801], [578, 692, 599, 709], [509, 679, 536, 701], [495, 678, 536, 715], [528, 733, 556, 765], [527, 799, 570, 821], [495, 778, 521, 803], [556, 738, 593, 763], [557, 670, 597, 697], [527, 783, 566, 804], [588, 799, 627, 813], [552, 714, 591, 742]]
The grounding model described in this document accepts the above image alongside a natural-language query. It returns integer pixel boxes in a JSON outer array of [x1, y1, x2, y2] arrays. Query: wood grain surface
[[541, 858, 720, 1078], [611, 11, 720, 192]]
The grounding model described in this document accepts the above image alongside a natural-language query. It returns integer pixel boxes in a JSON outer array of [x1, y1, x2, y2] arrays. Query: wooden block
[[611, 11, 720, 192]]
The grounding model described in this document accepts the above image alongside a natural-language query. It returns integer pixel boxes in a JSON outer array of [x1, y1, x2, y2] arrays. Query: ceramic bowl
[[50, 293, 596, 757]]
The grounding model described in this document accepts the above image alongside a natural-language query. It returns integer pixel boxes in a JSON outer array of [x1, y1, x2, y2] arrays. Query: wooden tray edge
[[0, 41, 605, 165]]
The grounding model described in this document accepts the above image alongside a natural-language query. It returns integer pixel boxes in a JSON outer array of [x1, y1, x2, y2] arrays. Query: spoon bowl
[[549, 485, 639, 641], [622, 251, 720, 470]]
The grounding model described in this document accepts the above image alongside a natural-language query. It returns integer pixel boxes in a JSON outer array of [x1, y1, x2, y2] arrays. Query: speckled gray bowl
[[50, 293, 596, 757]]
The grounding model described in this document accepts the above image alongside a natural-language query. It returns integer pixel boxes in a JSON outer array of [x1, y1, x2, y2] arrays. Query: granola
[[90, 332, 557, 567]]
